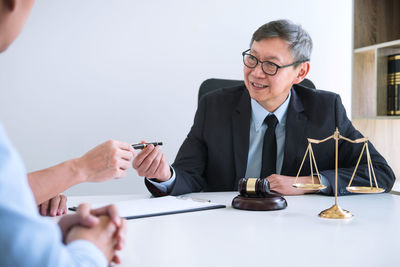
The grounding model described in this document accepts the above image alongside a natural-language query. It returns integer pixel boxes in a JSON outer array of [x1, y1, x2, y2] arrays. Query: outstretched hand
[[75, 140, 136, 183]]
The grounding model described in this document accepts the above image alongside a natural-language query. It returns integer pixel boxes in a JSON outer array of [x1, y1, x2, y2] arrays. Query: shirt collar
[[251, 90, 292, 131]]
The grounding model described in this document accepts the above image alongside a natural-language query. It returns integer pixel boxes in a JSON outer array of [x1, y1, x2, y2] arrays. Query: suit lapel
[[281, 87, 308, 175], [231, 87, 251, 187]]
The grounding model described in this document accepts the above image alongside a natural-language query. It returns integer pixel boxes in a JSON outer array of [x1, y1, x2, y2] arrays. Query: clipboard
[[68, 195, 226, 220]]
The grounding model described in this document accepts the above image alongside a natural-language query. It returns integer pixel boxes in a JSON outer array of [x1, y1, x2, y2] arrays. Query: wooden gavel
[[238, 178, 269, 198]]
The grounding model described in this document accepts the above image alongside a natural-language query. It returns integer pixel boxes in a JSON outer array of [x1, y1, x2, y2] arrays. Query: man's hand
[[38, 194, 67, 217], [74, 140, 136, 183], [58, 203, 127, 264], [66, 215, 119, 263], [267, 174, 320, 195], [132, 143, 171, 182]]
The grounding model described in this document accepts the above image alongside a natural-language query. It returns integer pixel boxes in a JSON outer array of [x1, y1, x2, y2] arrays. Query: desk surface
[[68, 192, 400, 267]]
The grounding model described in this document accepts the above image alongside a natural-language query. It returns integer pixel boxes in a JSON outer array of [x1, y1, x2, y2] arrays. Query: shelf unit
[[352, 0, 400, 191]]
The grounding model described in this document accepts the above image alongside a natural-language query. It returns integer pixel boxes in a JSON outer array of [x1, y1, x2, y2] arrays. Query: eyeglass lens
[[243, 54, 277, 75]]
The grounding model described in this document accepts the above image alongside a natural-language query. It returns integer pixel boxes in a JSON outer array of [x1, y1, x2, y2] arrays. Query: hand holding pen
[[131, 141, 172, 182]]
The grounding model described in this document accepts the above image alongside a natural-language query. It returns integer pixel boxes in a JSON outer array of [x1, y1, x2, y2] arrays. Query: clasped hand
[[58, 203, 127, 264]]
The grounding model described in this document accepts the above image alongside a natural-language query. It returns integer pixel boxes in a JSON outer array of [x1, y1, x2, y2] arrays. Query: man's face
[[243, 37, 306, 112]]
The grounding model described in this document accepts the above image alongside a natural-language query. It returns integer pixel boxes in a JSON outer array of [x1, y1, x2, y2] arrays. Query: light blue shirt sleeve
[[0, 124, 107, 267], [145, 167, 176, 193]]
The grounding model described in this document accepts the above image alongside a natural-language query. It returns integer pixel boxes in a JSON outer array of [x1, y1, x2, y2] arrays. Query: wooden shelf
[[354, 0, 400, 49], [352, 0, 400, 189], [352, 45, 400, 117], [354, 39, 400, 53]]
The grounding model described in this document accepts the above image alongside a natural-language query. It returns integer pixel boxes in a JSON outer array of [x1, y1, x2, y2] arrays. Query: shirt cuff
[[145, 166, 176, 193], [67, 240, 107, 267]]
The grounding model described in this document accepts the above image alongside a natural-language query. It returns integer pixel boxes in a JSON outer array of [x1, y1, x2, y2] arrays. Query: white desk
[[68, 192, 400, 267]]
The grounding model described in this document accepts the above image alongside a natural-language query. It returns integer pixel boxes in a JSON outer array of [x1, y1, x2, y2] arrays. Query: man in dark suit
[[132, 19, 395, 197]]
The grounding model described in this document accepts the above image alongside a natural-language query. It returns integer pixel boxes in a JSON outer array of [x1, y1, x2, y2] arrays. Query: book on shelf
[[388, 54, 400, 115]]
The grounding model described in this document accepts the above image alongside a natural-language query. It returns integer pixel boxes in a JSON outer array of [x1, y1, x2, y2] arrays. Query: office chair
[[198, 78, 316, 103]]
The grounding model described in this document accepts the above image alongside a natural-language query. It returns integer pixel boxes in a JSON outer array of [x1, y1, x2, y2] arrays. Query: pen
[[131, 142, 163, 150]]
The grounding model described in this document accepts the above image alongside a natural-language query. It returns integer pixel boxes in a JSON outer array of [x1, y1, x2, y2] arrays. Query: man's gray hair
[[251, 19, 312, 62]]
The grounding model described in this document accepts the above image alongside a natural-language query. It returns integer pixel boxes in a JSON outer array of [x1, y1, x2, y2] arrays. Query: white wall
[[0, 0, 352, 196]]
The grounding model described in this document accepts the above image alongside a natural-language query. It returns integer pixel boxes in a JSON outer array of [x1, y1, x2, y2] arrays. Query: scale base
[[318, 204, 353, 219]]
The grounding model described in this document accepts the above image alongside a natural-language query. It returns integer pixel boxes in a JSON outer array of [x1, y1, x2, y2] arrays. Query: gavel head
[[238, 178, 269, 198]]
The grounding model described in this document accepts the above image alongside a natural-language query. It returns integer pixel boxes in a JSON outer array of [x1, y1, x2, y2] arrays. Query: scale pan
[[346, 186, 384, 193], [292, 183, 327, 190]]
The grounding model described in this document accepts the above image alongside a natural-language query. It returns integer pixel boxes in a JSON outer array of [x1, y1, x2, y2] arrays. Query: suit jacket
[[145, 84, 395, 196]]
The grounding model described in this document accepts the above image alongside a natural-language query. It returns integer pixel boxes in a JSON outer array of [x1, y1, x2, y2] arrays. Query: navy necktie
[[260, 114, 278, 178]]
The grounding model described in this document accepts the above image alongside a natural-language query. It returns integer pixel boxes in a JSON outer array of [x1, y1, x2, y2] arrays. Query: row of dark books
[[388, 54, 400, 115]]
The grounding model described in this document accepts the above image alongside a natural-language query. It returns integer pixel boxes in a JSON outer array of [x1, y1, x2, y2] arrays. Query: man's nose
[[252, 63, 267, 78]]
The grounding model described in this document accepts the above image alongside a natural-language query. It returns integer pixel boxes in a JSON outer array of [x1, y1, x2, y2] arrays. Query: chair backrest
[[198, 78, 316, 103]]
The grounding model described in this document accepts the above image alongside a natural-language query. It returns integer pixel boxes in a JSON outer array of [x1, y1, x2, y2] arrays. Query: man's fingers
[[117, 218, 127, 241], [77, 203, 91, 215], [59, 194, 67, 215], [112, 168, 126, 179], [133, 145, 156, 168], [117, 219, 128, 246], [119, 158, 132, 171], [40, 200, 49, 216], [117, 141, 135, 153], [115, 219, 127, 250], [146, 149, 163, 176], [119, 149, 134, 162], [112, 254, 121, 264], [136, 145, 160, 175], [77, 203, 99, 226], [157, 154, 167, 175], [49, 195, 61, 216], [49, 196, 60, 217], [91, 204, 121, 227], [132, 144, 157, 168]]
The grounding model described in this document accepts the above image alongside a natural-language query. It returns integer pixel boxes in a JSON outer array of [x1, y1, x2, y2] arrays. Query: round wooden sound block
[[232, 193, 287, 211]]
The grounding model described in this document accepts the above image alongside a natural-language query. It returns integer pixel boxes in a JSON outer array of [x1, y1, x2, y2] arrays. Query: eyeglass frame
[[242, 49, 309, 76]]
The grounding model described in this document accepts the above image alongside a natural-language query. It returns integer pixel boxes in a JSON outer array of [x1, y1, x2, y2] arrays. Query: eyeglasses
[[242, 49, 309, 76]]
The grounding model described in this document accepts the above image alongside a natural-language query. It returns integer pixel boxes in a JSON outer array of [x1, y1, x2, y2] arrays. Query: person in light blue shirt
[[0, 0, 127, 266], [0, 124, 119, 266]]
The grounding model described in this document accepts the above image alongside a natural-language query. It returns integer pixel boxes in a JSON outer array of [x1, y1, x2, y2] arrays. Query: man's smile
[[250, 81, 269, 89]]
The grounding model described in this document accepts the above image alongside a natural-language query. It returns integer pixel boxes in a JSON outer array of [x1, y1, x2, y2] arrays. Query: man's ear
[[293, 61, 310, 85], [3, 0, 16, 11]]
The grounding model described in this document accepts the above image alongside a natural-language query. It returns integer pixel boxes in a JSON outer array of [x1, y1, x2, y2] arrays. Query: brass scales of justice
[[292, 128, 384, 219]]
